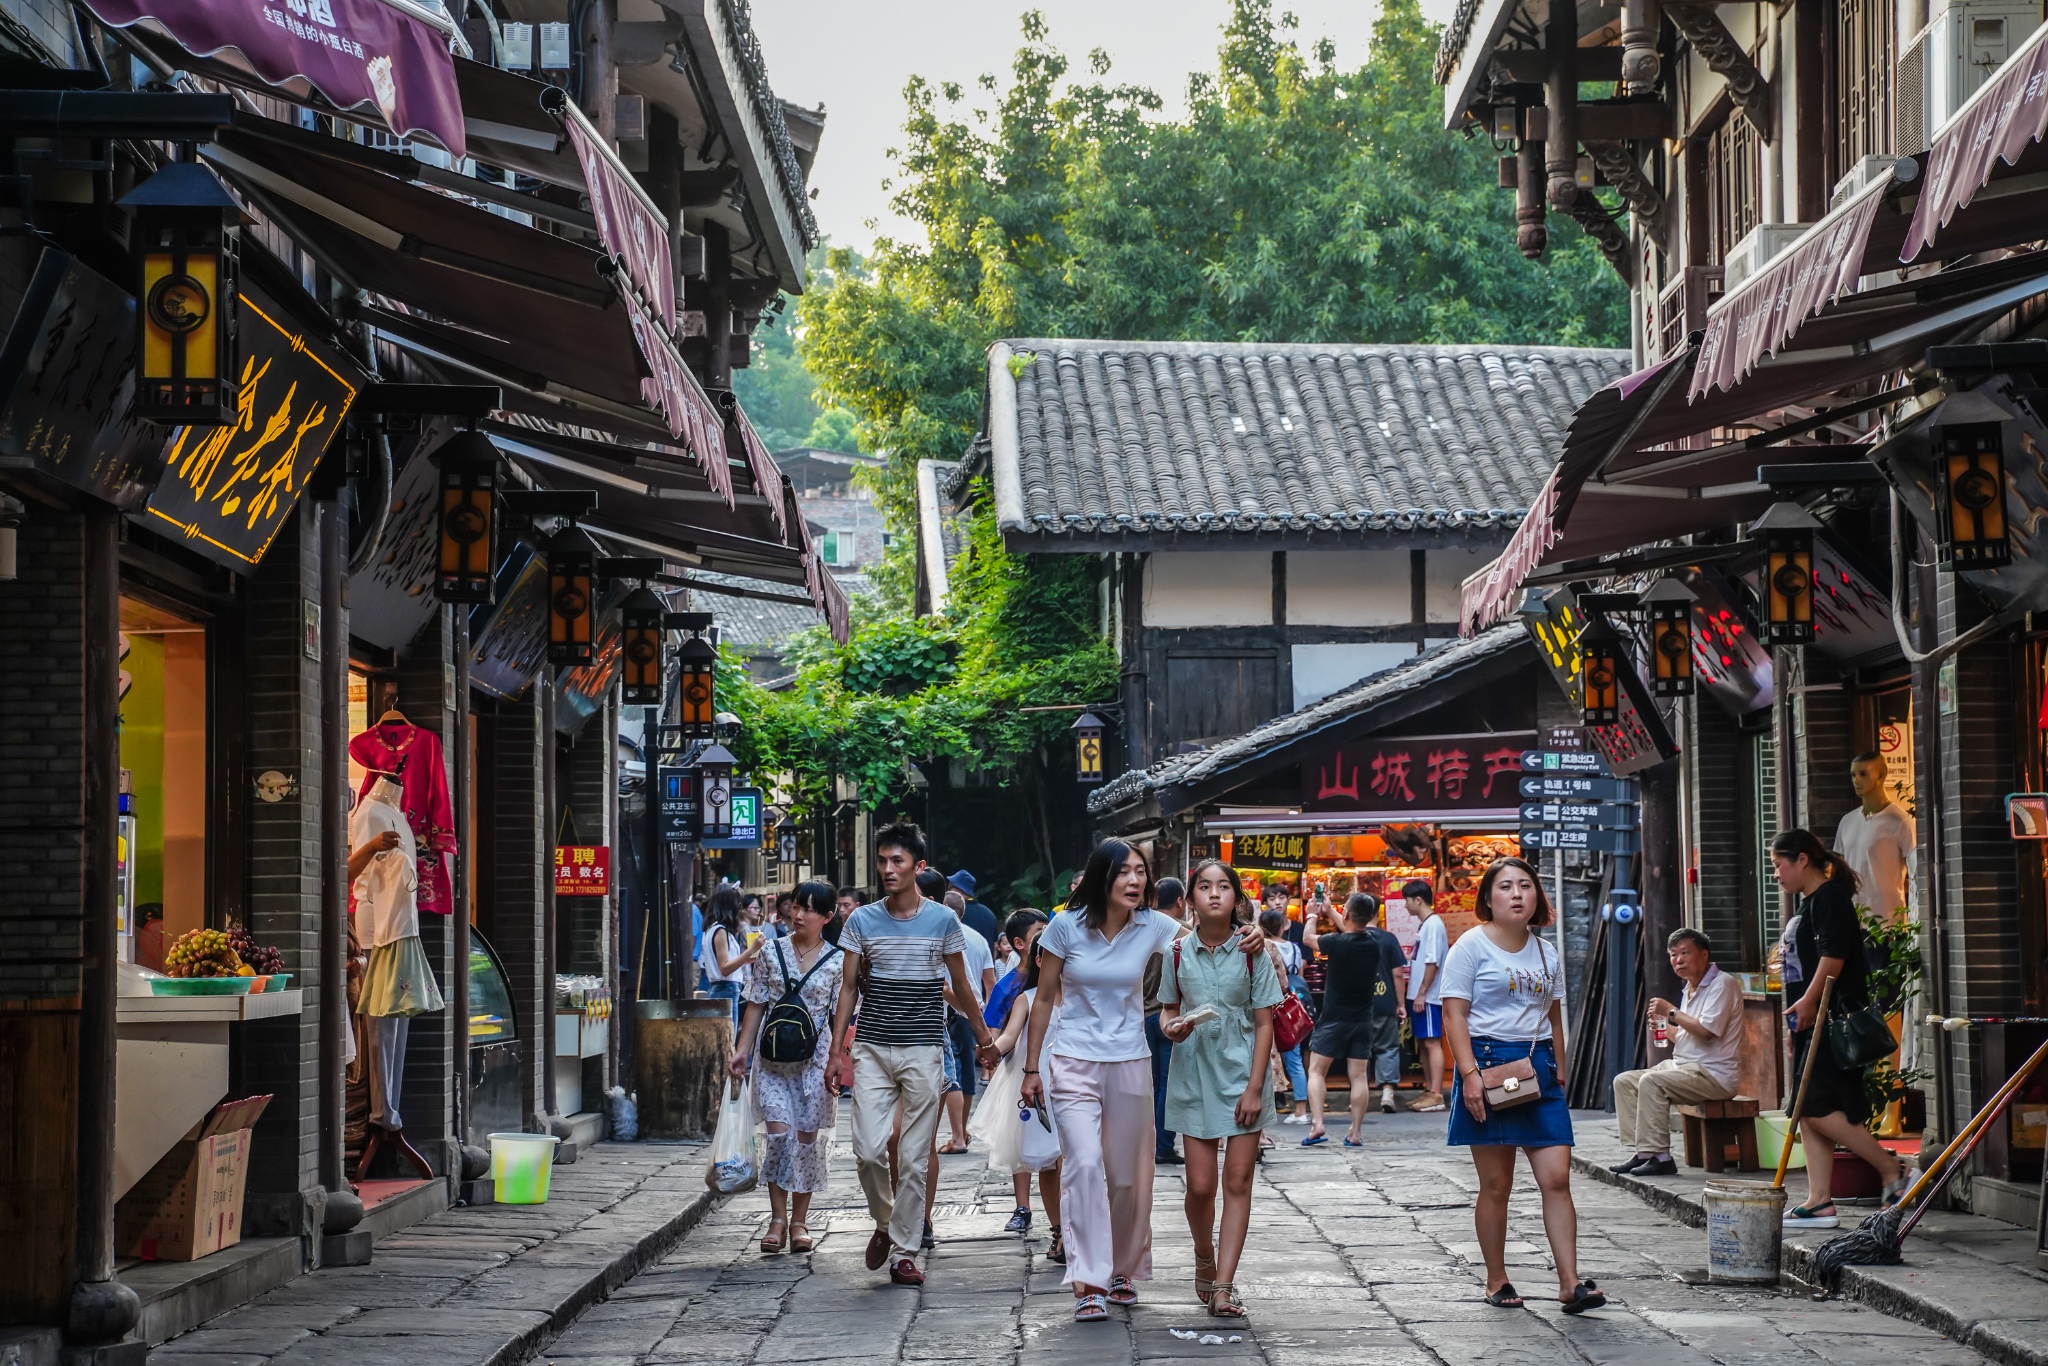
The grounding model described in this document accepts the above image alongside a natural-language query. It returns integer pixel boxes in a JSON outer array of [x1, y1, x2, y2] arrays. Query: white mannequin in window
[[1834, 752, 1914, 920]]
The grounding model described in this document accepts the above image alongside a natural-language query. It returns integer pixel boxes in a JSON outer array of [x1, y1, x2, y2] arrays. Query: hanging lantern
[[545, 526, 599, 664], [1936, 421, 2012, 569], [1577, 615, 1625, 726], [618, 586, 666, 705], [1641, 576, 1696, 697], [694, 742, 736, 841], [776, 820, 799, 865], [1751, 501, 1821, 645], [674, 628, 717, 738], [1072, 710, 1106, 784], [121, 160, 243, 426], [434, 431, 499, 603]]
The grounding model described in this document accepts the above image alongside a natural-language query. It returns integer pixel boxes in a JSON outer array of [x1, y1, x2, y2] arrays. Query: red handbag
[[1174, 938, 1315, 1052]]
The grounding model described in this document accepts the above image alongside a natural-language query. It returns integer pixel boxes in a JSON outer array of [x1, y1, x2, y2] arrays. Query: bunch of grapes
[[165, 928, 242, 979], [225, 922, 286, 975]]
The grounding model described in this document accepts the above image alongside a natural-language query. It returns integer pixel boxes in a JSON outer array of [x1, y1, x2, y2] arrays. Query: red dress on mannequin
[[348, 720, 456, 916]]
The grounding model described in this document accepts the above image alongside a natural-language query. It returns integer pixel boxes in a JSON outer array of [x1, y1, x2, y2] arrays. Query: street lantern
[[1641, 576, 1696, 697], [618, 586, 666, 705], [674, 630, 717, 738], [1751, 501, 1821, 645], [1935, 421, 2012, 569], [434, 430, 499, 603], [121, 160, 243, 426], [1577, 615, 1625, 726], [1072, 710, 1106, 784], [776, 820, 799, 865], [694, 742, 736, 841], [545, 525, 600, 664]]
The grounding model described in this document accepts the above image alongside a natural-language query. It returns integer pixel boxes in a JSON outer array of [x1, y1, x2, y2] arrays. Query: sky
[[749, 0, 1461, 255]]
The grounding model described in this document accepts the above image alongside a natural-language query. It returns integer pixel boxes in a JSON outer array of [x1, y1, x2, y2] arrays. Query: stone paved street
[[537, 1109, 2002, 1366]]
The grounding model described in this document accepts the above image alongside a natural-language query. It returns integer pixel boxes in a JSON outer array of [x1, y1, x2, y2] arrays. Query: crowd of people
[[706, 805, 1904, 1321]]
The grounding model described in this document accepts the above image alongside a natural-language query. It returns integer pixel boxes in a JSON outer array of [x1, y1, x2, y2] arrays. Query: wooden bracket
[[1666, 3, 1772, 141], [1585, 141, 1675, 257]]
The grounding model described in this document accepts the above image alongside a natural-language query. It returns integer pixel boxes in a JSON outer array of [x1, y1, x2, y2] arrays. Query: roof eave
[[1438, 0, 1522, 130], [998, 525, 1521, 555]]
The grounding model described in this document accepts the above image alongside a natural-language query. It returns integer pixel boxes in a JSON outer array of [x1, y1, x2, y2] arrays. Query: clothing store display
[[349, 719, 456, 916]]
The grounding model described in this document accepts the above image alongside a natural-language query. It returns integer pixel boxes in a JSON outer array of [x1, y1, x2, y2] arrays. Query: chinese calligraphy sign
[[1303, 733, 1536, 814], [554, 845, 610, 895], [143, 285, 360, 570], [1230, 832, 1308, 872]]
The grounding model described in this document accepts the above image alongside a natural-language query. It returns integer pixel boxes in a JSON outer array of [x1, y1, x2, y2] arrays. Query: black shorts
[[1309, 1017, 1378, 1061]]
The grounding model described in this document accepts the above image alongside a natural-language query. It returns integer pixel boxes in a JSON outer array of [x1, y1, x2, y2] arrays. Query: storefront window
[[118, 596, 208, 969]]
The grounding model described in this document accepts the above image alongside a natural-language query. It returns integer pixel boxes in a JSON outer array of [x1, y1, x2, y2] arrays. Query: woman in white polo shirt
[[1021, 839, 1262, 1323]]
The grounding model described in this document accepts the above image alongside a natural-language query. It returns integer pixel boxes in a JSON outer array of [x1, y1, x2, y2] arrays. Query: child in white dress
[[969, 937, 1064, 1261]]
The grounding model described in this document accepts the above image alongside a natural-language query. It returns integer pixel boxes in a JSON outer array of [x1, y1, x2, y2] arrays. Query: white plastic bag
[[705, 1075, 758, 1195]]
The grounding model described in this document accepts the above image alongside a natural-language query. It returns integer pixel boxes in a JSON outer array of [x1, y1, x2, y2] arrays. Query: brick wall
[[1791, 652, 1860, 841], [0, 0, 81, 67], [492, 683, 548, 1130], [240, 506, 325, 1218], [1688, 698, 1755, 970]]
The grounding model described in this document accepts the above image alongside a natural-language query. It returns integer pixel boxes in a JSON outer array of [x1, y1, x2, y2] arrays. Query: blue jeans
[[1279, 1038, 1309, 1107], [705, 979, 740, 1027], [1145, 1010, 1175, 1156]]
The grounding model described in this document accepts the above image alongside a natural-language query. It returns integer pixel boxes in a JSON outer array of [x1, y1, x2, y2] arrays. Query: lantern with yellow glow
[[695, 742, 736, 841], [1936, 421, 2012, 569], [619, 586, 666, 705], [546, 526, 599, 664], [674, 630, 717, 738], [1641, 576, 1696, 697], [1751, 501, 1821, 646], [1072, 710, 1106, 784], [1577, 615, 1625, 726], [434, 431, 498, 603], [121, 161, 243, 426]]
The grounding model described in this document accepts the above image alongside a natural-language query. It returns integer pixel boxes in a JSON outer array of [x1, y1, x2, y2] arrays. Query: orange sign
[[554, 845, 610, 895]]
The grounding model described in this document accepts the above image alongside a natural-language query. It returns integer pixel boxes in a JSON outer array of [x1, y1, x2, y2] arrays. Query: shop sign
[[143, 281, 361, 571], [700, 787, 763, 850], [0, 247, 164, 509], [1519, 775, 1638, 802], [554, 844, 610, 894], [1229, 832, 1308, 872], [1301, 732, 1535, 814], [469, 550, 550, 700]]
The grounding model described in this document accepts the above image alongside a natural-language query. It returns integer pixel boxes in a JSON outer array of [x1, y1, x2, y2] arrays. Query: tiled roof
[[965, 339, 1629, 541], [698, 571, 869, 652], [1087, 626, 1531, 815]]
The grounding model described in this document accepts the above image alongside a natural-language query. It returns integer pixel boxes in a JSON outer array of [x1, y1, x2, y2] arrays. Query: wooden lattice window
[[1706, 112, 1763, 266], [1836, 0, 1896, 171]]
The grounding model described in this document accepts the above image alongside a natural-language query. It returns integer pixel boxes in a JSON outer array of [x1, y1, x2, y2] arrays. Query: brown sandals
[[789, 1222, 814, 1253], [1194, 1252, 1217, 1304], [1209, 1282, 1247, 1317]]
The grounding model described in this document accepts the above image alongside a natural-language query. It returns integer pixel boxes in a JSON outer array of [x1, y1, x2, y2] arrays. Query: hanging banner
[[85, 0, 467, 156], [554, 845, 610, 895], [143, 282, 360, 570]]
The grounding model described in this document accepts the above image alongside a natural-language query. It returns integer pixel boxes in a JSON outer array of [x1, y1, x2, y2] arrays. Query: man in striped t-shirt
[[828, 821, 997, 1285]]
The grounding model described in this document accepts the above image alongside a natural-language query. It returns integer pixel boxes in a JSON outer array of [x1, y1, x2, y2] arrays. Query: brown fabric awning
[[1904, 17, 2048, 262]]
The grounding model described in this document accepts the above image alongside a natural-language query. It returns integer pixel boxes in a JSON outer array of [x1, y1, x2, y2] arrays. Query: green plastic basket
[[151, 976, 254, 996]]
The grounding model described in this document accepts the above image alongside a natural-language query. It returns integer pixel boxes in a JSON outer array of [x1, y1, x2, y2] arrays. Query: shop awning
[[1904, 17, 2048, 262], [1461, 250, 2048, 631], [86, 0, 467, 155]]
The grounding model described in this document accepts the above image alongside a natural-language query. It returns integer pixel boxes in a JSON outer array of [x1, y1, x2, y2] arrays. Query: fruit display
[[164, 928, 242, 978], [227, 921, 286, 975]]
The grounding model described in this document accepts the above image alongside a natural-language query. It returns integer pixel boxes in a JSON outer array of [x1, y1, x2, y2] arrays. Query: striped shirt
[[841, 899, 965, 1047]]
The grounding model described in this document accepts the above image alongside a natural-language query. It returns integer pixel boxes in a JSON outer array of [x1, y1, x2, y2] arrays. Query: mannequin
[[348, 772, 446, 1181], [349, 707, 457, 918]]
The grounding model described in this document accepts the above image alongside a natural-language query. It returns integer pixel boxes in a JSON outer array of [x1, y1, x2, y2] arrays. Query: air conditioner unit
[[1895, 0, 2042, 152], [1829, 154, 1910, 211], [1724, 221, 1815, 292]]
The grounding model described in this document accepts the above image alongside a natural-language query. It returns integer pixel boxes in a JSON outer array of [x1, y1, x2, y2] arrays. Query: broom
[[1808, 1033, 2048, 1290], [1772, 977, 1836, 1191]]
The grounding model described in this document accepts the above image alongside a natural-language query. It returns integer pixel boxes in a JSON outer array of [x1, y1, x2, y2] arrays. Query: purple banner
[[87, 0, 466, 157], [566, 111, 675, 331], [1904, 18, 2048, 262]]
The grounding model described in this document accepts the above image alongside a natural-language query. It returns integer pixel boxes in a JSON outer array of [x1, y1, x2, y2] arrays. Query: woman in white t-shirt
[[1021, 839, 1261, 1324], [1440, 857, 1602, 1316]]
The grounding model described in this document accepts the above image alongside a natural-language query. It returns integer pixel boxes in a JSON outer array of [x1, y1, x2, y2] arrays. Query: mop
[[1807, 1027, 2048, 1291]]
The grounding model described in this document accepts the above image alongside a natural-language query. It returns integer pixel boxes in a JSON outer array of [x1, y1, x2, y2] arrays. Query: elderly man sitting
[[1610, 928, 1745, 1176]]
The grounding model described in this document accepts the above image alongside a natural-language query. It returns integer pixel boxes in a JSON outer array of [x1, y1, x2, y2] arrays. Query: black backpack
[[759, 939, 838, 1065]]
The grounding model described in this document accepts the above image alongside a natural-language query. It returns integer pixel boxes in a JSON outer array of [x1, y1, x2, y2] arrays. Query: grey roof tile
[[971, 339, 1629, 539]]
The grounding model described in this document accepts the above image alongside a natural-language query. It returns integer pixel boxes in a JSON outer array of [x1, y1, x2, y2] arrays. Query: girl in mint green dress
[[1157, 858, 1278, 1319]]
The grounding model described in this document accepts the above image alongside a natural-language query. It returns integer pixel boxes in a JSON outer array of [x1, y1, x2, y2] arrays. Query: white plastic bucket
[[1702, 1178, 1786, 1284], [488, 1132, 561, 1204]]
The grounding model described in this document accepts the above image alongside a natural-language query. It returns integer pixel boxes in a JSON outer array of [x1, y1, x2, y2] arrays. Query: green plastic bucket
[[489, 1133, 561, 1204]]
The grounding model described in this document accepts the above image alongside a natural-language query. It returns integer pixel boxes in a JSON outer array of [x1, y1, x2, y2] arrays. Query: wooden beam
[[1667, 3, 1772, 142]]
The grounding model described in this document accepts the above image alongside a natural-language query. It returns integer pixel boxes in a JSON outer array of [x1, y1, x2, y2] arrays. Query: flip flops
[[1108, 1275, 1138, 1305], [1561, 1280, 1606, 1315], [1484, 1282, 1524, 1308], [1300, 1133, 1329, 1146], [1074, 1293, 1109, 1322]]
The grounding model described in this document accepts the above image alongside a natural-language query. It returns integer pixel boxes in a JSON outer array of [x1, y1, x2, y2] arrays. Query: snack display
[[164, 928, 241, 979]]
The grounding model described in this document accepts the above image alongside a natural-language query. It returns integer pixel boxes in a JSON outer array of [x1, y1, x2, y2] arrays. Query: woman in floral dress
[[729, 880, 844, 1253]]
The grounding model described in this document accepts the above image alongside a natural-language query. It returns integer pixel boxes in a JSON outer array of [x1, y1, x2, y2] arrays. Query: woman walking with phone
[[1021, 840, 1263, 1323], [1158, 859, 1279, 1319], [1442, 858, 1600, 1314], [728, 881, 844, 1254]]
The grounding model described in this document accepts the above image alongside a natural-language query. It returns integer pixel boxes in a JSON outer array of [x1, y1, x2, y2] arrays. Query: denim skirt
[[1446, 1037, 1573, 1148]]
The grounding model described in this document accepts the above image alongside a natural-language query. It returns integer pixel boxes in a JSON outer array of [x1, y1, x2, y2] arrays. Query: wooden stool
[[1679, 1097, 1762, 1173]]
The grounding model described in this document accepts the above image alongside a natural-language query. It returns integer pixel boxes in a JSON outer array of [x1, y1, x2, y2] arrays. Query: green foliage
[[730, 311, 822, 452], [803, 406, 860, 453], [841, 617, 955, 694], [1860, 909, 1926, 1018]]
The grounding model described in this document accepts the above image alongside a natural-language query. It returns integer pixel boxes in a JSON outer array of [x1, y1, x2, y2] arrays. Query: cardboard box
[[117, 1094, 270, 1262], [2012, 1103, 2048, 1151]]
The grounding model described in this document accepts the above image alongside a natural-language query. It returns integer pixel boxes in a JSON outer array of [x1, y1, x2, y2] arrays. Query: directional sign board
[[1518, 802, 1640, 829], [657, 765, 697, 844], [1519, 775, 1640, 802], [1521, 749, 1607, 774], [1519, 826, 1640, 855]]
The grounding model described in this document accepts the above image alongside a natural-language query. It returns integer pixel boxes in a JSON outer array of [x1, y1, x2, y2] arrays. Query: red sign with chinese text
[[554, 845, 610, 895], [1302, 733, 1536, 814]]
